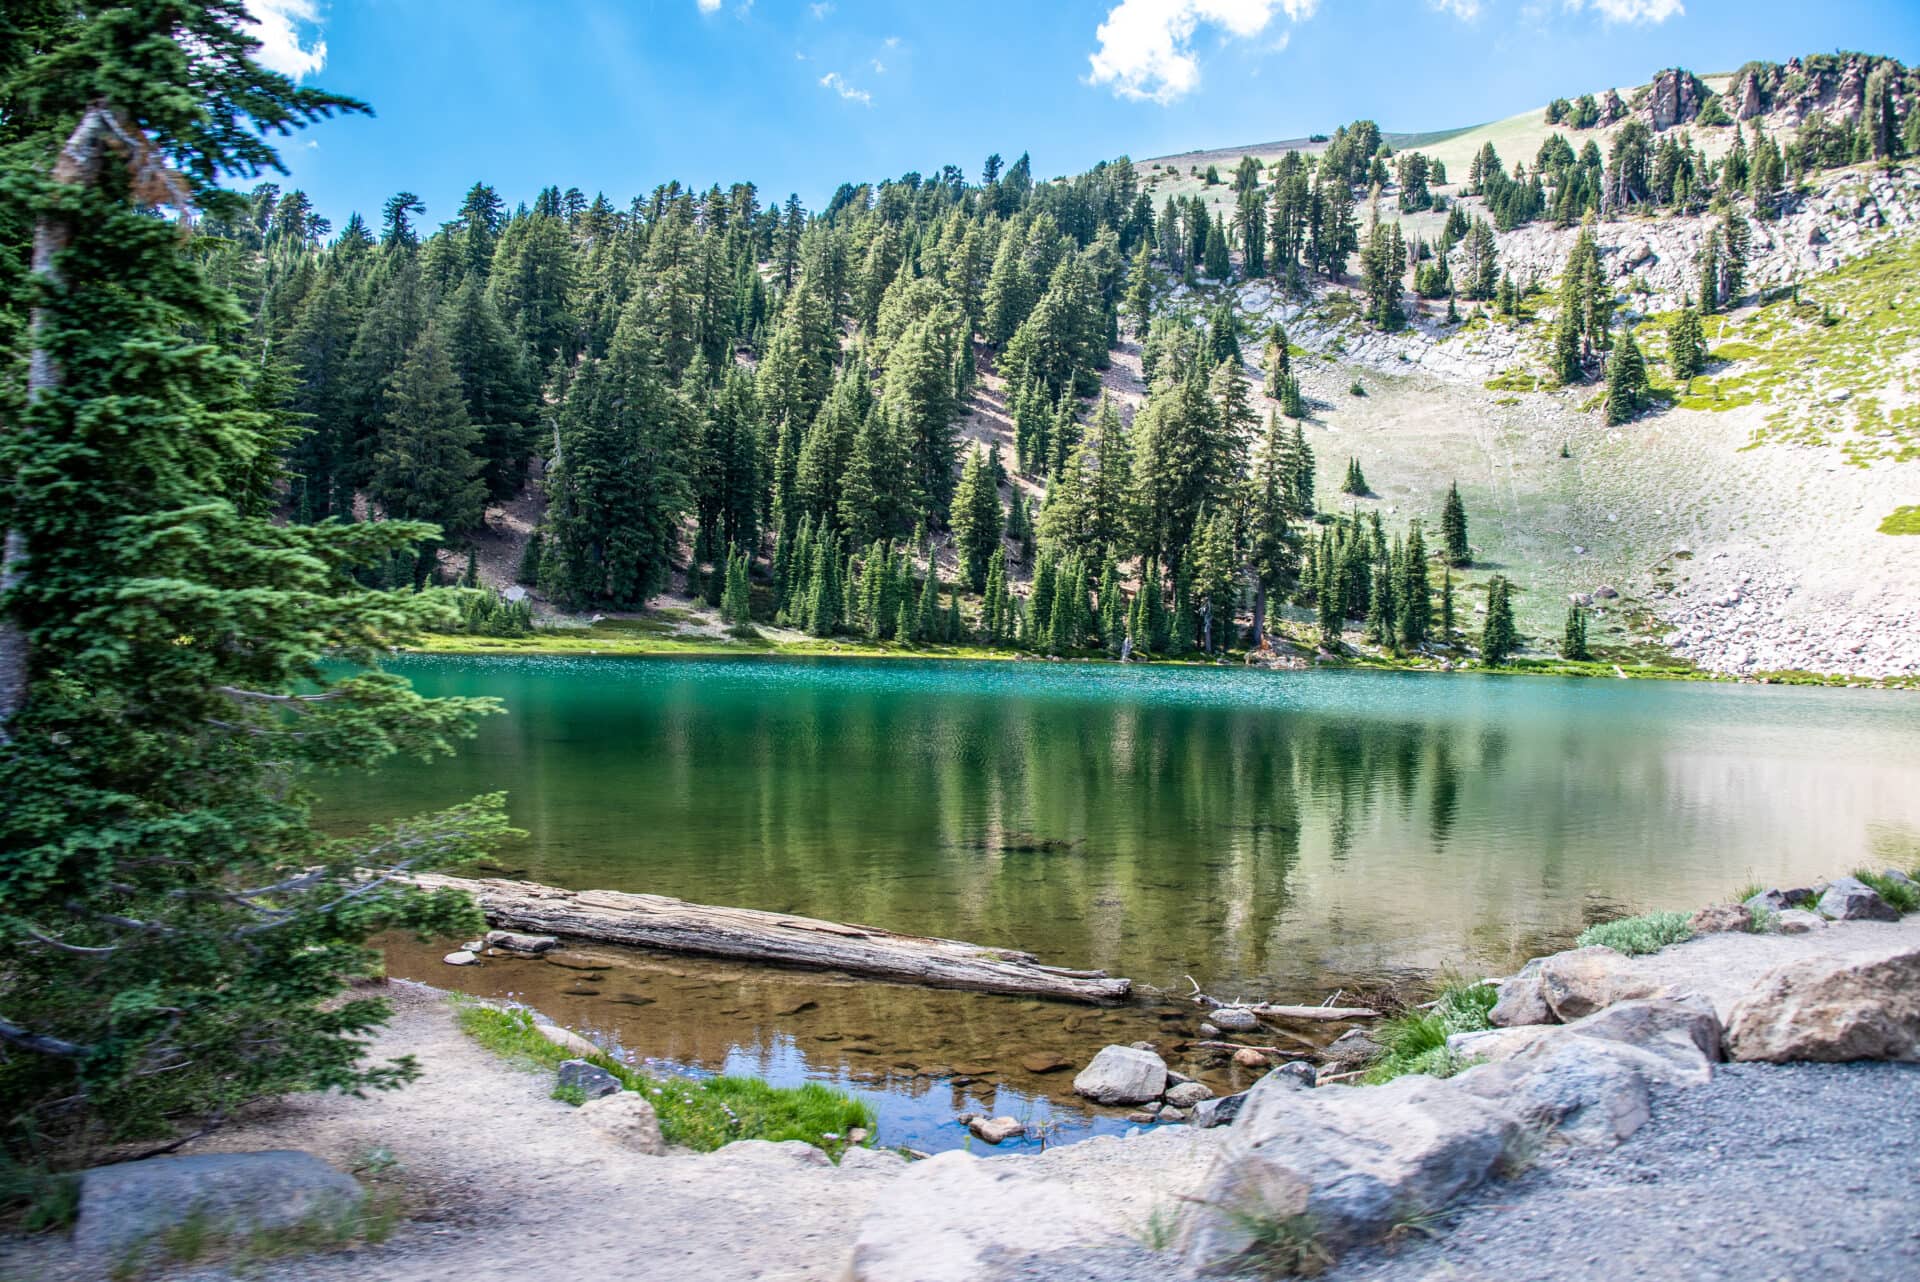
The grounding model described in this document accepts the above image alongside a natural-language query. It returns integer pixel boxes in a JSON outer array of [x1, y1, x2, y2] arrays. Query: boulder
[[1164, 1081, 1214, 1109], [485, 929, 560, 954], [74, 1151, 361, 1259], [967, 1116, 1025, 1145], [1745, 887, 1815, 914], [1687, 903, 1754, 935], [848, 1151, 1112, 1282], [1882, 870, 1919, 889], [1725, 945, 1920, 1063], [1072, 1045, 1168, 1105], [535, 1022, 600, 1056], [1815, 876, 1899, 922], [1210, 1007, 1260, 1032], [1556, 996, 1722, 1084], [1457, 1035, 1651, 1147], [442, 949, 478, 966], [1273, 1061, 1317, 1088], [1776, 909, 1825, 934], [1180, 1074, 1522, 1271], [578, 1091, 665, 1154], [1192, 1065, 1308, 1129], [557, 1059, 622, 1100], [838, 1146, 907, 1172], [1489, 975, 1554, 1027], [1322, 1028, 1381, 1066], [1159, 1106, 1190, 1123], [1536, 946, 1668, 1021]]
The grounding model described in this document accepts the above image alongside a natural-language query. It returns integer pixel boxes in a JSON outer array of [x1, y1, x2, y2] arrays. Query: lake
[[335, 656, 1920, 1151]]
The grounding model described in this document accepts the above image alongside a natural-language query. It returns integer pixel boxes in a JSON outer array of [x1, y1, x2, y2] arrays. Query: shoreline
[[398, 632, 1918, 690]]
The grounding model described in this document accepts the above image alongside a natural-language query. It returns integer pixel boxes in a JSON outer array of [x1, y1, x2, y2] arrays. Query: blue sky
[[249, 0, 1920, 230]]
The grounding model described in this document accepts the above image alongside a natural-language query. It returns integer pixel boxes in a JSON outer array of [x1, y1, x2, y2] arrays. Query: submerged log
[[405, 873, 1131, 1003], [1246, 1004, 1379, 1022]]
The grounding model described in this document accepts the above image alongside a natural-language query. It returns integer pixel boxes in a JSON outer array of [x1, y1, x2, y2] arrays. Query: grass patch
[[454, 1002, 875, 1156], [1217, 1206, 1332, 1277], [1575, 910, 1694, 956], [1484, 368, 1551, 393], [1853, 869, 1920, 914], [1361, 977, 1496, 1086], [1879, 506, 1920, 535], [0, 1159, 80, 1234]]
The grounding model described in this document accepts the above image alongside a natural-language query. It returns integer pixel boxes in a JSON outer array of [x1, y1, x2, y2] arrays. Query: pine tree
[[0, 5, 509, 1154], [1481, 575, 1517, 663], [722, 546, 755, 635], [947, 450, 1002, 593], [1440, 567, 1456, 639], [1562, 603, 1590, 660], [805, 533, 843, 636], [1342, 456, 1369, 496], [915, 567, 941, 642], [1604, 333, 1647, 425], [369, 329, 488, 572], [1168, 561, 1195, 656], [1441, 481, 1471, 566], [1669, 307, 1707, 382]]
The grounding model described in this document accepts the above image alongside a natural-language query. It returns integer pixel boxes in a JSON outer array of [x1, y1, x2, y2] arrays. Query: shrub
[[454, 1003, 875, 1156], [1853, 870, 1920, 914], [1362, 977, 1496, 1085], [1575, 911, 1694, 956]]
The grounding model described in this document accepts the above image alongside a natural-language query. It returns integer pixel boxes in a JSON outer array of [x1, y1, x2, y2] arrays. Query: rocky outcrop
[[1725, 944, 1920, 1062], [1735, 69, 1765, 120], [74, 1151, 362, 1260], [1647, 68, 1708, 131], [1072, 1044, 1168, 1105], [1490, 975, 1553, 1027], [1537, 946, 1671, 1021], [578, 1091, 666, 1154], [1688, 903, 1754, 934], [1599, 88, 1627, 126]]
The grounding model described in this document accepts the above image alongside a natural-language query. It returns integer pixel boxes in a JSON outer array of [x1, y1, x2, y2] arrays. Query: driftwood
[[406, 873, 1131, 1003], [1185, 976, 1378, 1021], [1187, 1040, 1310, 1059]]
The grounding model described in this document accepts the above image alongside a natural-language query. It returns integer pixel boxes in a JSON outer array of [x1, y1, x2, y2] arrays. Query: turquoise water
[[337, 656, 1920, 1150]]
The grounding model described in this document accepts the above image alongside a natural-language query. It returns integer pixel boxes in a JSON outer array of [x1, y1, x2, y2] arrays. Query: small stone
[[1125, 1111, 1158, 1125], [442, 949, 478, 966], [1232, 1048, 1270, 1069], [1210, 1007, 1260, 1032], [535, 1023, 600, 1056], [1198, 1023, 1221, 1037], [1164, 1081, 1215, 1108], [847, 1127, 869, 1145], [557, 1059, 622, 1101], [1687, 903, 1754, 935], [1158, 1107, 1190, 1123], [1019, 1053, 1071, 1074], [967, 1116, 1025, 1145], [1745, 888, 1816, 914], [484, 930, 560, 955], [577, 1091, 665, 1154], [1323, 1028, 1382, 1065]]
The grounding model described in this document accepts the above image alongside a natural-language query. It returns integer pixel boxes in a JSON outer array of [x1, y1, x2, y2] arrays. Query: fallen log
[[404, 873, 1131, 1004]]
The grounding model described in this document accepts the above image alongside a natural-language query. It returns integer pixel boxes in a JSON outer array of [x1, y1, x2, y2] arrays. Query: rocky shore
[[9, 871, 1919, 1281]]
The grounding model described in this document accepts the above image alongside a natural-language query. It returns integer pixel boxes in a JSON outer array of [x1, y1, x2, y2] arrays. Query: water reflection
[[334, 657, 1920, 1150]]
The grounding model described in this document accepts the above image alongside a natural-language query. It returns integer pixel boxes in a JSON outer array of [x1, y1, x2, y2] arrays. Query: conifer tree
[[1168, 561, 1195, 656], [1481, 575, 1517, 662], [722, 546, 755, 635], [916, 567, 941, 642], [983, 548, 1010, 644], [805, 534, 843, 636], [369, 329, 488, 574], [1562, 603, 1590, 660], [0, 2, 509, 1152], [1440, 567, 1456, 639], [1441, 482, 1471, 566], [1029, 554, 1057, 646], [1669, 307, 1707, 382], [1098, 559, 1124, 654], [1604, 333, 1647, 425], [1342, 457, 1369, 496]]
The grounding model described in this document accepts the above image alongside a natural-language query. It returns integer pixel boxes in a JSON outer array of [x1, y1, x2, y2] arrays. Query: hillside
[[1115, 56, 1920, 677]]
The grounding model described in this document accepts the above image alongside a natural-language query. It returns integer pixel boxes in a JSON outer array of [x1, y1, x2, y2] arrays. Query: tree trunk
[[405, 872, 1132, 1003], [1252, 582, 1268, 651]]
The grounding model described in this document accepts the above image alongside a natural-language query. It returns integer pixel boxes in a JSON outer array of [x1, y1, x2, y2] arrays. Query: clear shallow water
[[337, 656, 1920, 1151]]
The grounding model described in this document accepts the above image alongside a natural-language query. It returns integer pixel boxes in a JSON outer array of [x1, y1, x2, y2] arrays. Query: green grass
[[1879, 506, 1920, 535], [1575, 910, 1694, 956], [0, 1159, 80, 1234], [1361, 977, 1497, 1085], [1852, 869, 1920, 914], [454, 1001, 875, 1156]]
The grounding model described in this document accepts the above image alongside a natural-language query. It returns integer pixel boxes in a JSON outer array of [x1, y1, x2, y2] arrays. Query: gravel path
[[1325, 1062, 1920, 1282]]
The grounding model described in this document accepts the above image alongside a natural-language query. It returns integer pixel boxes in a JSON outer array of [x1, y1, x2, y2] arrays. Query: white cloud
[[697, 0, 722, 12], [872, 59, 886, 74], [1429, 0, 1483, 18], [819, 71, 872, 105], [245, 0, 327, 81], [1573, 0, 1685, 21], [1086, 1, 1316, 105], [810, 2, 834, 17], [884, 35, 900, 48]]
